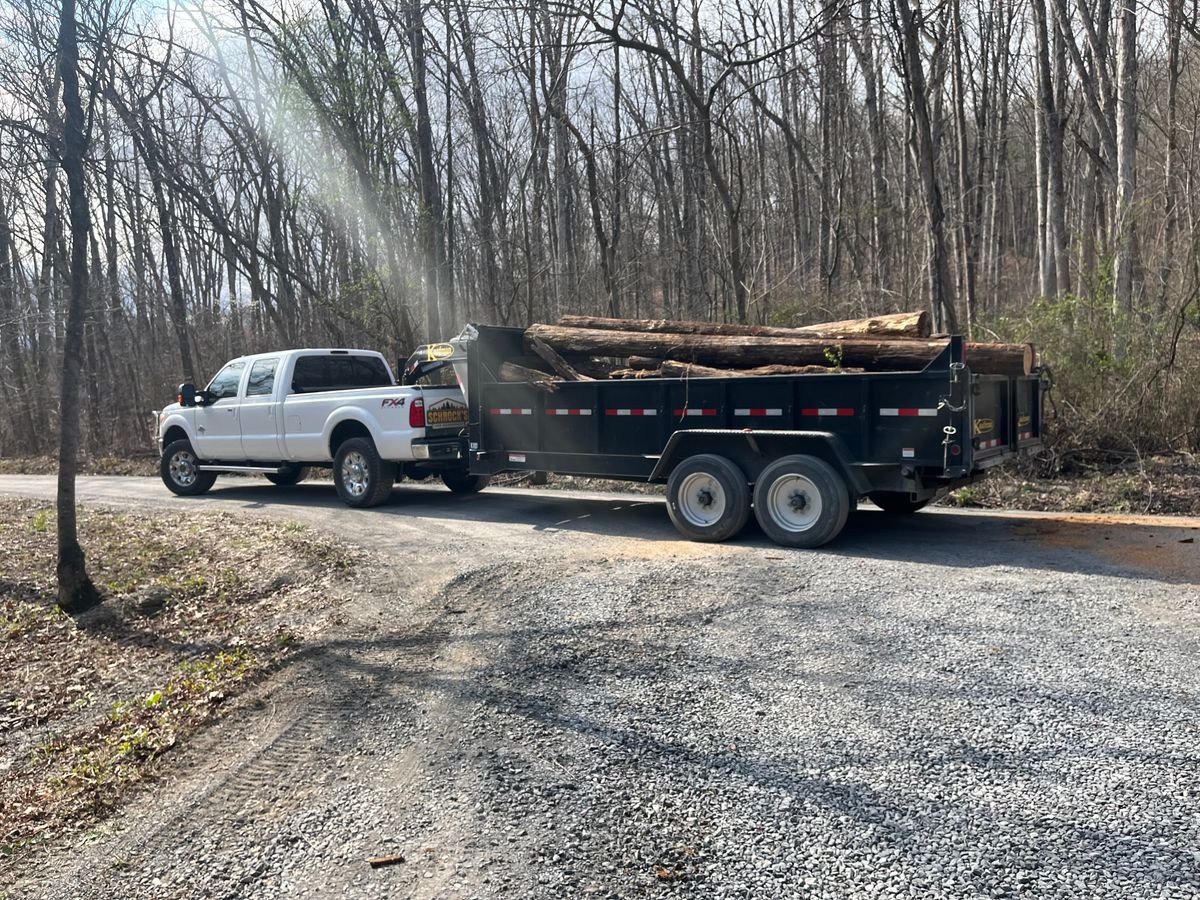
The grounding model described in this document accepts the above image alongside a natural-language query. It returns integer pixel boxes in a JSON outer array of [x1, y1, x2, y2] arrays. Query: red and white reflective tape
[[734, 408, 784, 417], [977, 437, 1004, 449], [799, 407, 854, 417], [1018, 431, 1034, 441], [546, 408, 593, 416], [880, 407, 938, 417], [673, 408, 717, 417], [605, 408, 657, 416], [489, 408, 532, 416], [901, 448, 916, 458]]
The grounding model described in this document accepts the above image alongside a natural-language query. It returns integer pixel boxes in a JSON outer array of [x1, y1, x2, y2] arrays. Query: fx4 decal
[[381, 397, 407, 408]]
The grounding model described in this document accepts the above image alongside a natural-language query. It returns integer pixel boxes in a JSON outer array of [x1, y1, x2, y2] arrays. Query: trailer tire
[[442, 469, 490, 494], [753, 455, 850, 548], [666, 454, 750, 543], [333, 438, 394, 508], [266, 465, 308, 486], [160, 440, 217, 496], [868, 491, 930, 514]]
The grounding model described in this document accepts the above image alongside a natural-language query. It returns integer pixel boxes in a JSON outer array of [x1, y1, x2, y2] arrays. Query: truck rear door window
[[246, 358, 279, 397]]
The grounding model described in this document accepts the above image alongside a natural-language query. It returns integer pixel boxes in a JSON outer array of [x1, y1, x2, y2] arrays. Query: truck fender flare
[[650, 429, 871, 495], [160, 413, 195, 448], [322, 407, 386, 455]]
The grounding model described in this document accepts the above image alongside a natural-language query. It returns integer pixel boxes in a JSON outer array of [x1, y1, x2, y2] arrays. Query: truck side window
[[246, 358, 278, 397], [292, 356, 328, 393], [206, 361, 246, 401]]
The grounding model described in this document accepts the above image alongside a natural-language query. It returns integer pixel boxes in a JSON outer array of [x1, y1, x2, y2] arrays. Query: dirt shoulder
[[0, 499, 358, 875]]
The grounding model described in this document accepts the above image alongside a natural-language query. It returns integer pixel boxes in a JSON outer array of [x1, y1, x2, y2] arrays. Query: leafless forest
[[1, 0, 1198, 458]]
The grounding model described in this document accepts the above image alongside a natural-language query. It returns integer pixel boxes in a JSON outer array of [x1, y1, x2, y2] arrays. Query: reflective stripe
[[605, 409, 657, 416], [488, 408, 532, 415], [799, 407, 854, 417], [880, 407, 938, 417], [546, 408, 593, 416], [734, 408, 784, 416], [672, 408, 717, 417]]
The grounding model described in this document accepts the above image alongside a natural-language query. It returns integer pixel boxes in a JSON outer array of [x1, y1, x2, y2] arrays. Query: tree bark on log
[[499, 361, 559, 391], [660, 360, 864, 377], [558, 310, 930, 339], [527, 335, 594, 380], [528, 324, 1034, 377]]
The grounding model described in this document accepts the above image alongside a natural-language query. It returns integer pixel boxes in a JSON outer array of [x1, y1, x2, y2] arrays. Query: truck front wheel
[[753, 455, 850, 548], [868, 491, 930, 514], [333, 438, 394, 508], [666, 454, 751, 542], [160, 440, 217, 496], [442, 469, 491, 493]]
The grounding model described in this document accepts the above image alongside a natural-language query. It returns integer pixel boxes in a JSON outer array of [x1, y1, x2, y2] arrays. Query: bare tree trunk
[[56, 0, 100, 614], [1113, 0, 1137, 318], [892, 0, 958, 333]]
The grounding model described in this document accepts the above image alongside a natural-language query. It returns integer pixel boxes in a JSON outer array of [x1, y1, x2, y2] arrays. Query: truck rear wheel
[[666, 454, 750, 542], [753, 455, 849, 548], [333, 438, 394, 508], [869, 491, 930, 514], [442, 469, 490, 493], [160, 440, 217, 496], [266, 465, 308, 486]]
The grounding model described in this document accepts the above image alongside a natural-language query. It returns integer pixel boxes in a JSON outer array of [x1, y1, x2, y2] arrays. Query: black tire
[[160, 439, 217, 496], [868, 491, 931, 514], [441, 469, 491, 494], [332, 437, 394, 508], [666, 454, 751, 542], [752, 455, 850, 548], [266, 465, 309, 486]]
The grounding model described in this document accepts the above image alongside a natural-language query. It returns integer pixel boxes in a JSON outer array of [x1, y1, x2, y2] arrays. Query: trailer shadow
[[200, 481, 1200, 585]]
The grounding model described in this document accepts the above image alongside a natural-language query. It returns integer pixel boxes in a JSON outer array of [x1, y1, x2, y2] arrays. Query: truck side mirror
[[178, 383, 196, 407]]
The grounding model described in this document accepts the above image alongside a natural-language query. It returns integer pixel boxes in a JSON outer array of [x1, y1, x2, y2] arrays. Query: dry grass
[[0, 500, 356, 866]]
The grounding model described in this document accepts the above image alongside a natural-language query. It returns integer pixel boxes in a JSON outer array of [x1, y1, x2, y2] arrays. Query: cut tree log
[[559, 310, 931, 339], [659, 360, 863, 377], [561, 355, 619, 379], [499, 361, 559, 392], [527, 324, 1034, 377], [527, 336, 594, 380]]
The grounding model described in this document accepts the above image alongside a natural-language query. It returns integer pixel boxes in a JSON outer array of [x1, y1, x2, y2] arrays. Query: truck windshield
[[292, 355, 392, 393]]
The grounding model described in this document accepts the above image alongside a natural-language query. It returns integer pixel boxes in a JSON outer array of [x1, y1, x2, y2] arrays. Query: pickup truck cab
[[156, 348, 481, 507]]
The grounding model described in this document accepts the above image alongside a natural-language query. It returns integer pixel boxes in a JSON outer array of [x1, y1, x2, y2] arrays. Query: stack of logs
[[499, 311, 1037, 389]]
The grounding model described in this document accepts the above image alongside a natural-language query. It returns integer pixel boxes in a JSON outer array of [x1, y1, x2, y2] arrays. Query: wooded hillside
[[0, 0, 1197, 457]]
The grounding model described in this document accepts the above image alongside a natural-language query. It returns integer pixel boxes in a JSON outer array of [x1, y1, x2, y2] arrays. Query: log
[[527, 324, 1034, 377], [499, 361, 559, 392], [660, 360, 863, 378], [558, 309, 931, 340], [560, 355, 619, 379], [527, 336, 594, 381]]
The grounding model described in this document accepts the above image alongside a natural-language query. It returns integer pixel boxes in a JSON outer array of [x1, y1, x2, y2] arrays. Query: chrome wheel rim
[[767, 474, 822, 532], [341, 450, 370, 498], [677, 472, 727, 528], [169, 450, 197, 487]]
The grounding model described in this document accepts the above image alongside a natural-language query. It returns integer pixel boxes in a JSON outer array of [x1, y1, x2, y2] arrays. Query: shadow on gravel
[[202, 482, 1199, 585]]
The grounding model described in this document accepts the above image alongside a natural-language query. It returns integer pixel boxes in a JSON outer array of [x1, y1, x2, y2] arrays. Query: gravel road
[[2, 474, 1198, 900]]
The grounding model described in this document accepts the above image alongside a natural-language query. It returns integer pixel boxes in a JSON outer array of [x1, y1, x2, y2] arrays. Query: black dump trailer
[[406, 324, 1044, 548]]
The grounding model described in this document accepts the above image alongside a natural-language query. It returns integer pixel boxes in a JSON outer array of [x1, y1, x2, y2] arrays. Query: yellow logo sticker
[[426, 343, 455, 361], [973, 418, 994, 436], [1017, 414, 1031, 428]]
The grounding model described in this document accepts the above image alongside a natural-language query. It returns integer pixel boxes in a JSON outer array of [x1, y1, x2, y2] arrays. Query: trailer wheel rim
[[677, 472, 727, 528], [766, 474, 822, 532], [341, 451, 370, 498], [169, 450, 197, 487]]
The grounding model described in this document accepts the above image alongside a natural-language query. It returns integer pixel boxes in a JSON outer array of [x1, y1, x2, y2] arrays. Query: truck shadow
[[203, 481, 1199, 585]]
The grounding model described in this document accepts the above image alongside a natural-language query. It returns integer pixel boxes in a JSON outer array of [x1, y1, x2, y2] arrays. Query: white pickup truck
[[155, 348, 483, 507]]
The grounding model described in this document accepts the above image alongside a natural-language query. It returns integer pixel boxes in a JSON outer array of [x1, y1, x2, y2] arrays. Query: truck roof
[[223, 348, 386, 364]]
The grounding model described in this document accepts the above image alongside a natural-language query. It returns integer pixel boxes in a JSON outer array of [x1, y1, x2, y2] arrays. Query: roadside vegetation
[[0, 500, 355, 870]]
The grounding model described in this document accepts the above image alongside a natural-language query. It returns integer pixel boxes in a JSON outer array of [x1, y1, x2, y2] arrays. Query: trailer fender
[[650, 429, 871, 495]]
